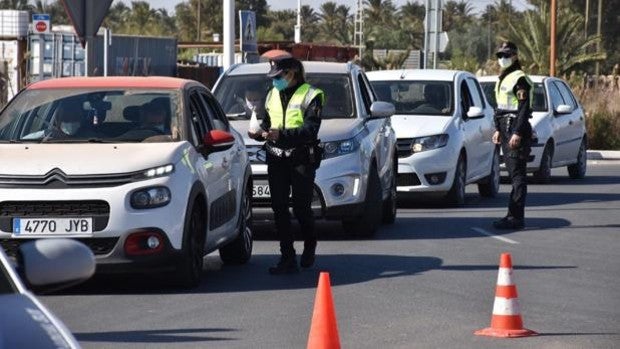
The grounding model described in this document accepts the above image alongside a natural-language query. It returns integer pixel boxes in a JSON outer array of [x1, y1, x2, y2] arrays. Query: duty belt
[[264, 142, 296, 158]]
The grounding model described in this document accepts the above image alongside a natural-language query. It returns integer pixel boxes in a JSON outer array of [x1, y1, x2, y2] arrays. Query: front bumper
[[395, 146, 458, 194]]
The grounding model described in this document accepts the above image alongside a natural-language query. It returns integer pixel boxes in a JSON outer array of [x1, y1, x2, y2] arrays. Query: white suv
[[479, 75, 587, 182], [0, 77, 253, 287], [213, 62, 397, 237], [367, 69, 499, 205]]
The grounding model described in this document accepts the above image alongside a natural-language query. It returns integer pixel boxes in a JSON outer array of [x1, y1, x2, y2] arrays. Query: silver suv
[[213, 62, 397, 236]]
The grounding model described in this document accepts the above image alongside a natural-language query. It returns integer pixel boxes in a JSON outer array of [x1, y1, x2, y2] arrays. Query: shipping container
[[0, 39, 25, 103], [0, 10, 29, 39]]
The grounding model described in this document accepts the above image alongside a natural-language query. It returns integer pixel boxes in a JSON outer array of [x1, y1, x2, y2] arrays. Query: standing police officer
[[248, 55, 324, 274], [492, 41, 533, 230]]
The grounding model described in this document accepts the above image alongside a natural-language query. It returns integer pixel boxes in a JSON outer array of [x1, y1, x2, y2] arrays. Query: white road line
[[471, 227, 519, 244]]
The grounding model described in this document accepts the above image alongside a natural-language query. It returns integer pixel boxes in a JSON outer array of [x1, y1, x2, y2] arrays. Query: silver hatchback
[[213, 62, 397, 236]]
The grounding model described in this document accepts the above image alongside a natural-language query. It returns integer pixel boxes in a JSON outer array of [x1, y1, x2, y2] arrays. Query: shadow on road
[[74, 328, 237, 344]]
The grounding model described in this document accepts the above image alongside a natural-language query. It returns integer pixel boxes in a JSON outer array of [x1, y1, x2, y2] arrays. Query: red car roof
[[27, 76, 191, 90]]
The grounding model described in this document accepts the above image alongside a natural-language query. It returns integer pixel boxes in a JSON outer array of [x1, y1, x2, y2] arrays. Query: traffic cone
[[307, 272, 341, 349], [475, 253, 538, 338]]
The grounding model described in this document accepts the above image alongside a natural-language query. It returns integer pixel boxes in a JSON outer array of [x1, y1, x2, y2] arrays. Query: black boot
[[300, 240, 317, 268], [268, 254, 299, 275], [492, 217, 524, 230]]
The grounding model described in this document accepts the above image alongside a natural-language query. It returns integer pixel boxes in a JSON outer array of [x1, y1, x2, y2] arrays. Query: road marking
[[472, 227, 519, 244]]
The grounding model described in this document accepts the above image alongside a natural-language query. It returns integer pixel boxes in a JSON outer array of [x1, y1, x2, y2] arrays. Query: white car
[[0, 238, 94, 348], [213, 62, 397, 237], [0, 77, 253, 288], [367, 69, 499, 205], [478, 75, 587, 182]]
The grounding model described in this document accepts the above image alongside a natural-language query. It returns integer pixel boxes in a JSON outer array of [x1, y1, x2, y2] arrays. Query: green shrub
[[586, 110, 620, 150]]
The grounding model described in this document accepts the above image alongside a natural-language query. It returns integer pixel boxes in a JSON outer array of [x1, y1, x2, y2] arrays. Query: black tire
[[567, 138, 587, 179], [446, 154, 466, 206], [478, 147, 500, 197], [381, 162, 397, 224], [342, 164, 382, 237], [175, 200, 206, 288], [219, 184, 253, 265], [533, 143, 553, 184]]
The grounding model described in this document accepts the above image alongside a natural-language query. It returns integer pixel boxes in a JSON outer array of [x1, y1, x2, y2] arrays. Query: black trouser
[[267, 156, 316, 258], [499, 122, 531, 221]]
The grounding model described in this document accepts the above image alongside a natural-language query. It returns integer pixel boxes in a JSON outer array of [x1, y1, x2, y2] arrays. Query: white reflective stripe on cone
[[496, 267, 514, 286], [492, 297, 521, 316]]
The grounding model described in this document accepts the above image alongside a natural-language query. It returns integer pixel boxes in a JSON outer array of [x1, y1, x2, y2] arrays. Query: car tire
[[342, 163, 382, 237], [478, 147, 500, 197], [446, 154, 466, 206], [567, 138, 587, 179], [533, 143, 553, 184], [174, 200, 206, 288], [219, 183, 253, 265], [381, 162, 397, 224]]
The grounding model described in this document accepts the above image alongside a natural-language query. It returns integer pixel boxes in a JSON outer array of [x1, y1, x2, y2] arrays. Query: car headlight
[[136, 164, 174, 180], [411, 134, 449, 153], [321, 133, 363, 159], [130, 186, 171, 209]]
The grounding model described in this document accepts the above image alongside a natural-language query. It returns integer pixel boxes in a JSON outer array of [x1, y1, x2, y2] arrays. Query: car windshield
[[370, 80, 453, 116], [480, 81, 547, 112], [0, 88, 182, 143], [214, 73, 355, 120]]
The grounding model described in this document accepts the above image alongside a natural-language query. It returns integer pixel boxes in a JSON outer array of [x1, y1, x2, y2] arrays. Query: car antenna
[[399, 70, 407, 80]]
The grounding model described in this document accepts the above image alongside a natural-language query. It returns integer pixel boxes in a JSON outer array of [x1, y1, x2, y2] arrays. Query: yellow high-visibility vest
[[266, 83, 324, 129], [495, 70, 533, 111]]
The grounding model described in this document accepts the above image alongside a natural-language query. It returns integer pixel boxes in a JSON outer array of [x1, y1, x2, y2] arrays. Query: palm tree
[[300, 5, 320, 42], [505, 1, 605, 75], [399, 1, 425, 49], [442, 0, 474, 32], [318, 2, 351, 44]]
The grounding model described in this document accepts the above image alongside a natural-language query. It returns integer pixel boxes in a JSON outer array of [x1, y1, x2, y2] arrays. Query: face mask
[[60, 122, 80, 135], [272, 77, 289, 91], [246, 99, 261, 111], [498, 57, 513, 68]]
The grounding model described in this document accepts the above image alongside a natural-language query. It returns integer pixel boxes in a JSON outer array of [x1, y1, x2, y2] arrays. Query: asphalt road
[[42, 161, 620, 349]]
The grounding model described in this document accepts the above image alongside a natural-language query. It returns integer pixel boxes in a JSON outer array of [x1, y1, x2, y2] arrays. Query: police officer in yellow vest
[[248, 56, 324, 274], [492, 41, 533, 230]]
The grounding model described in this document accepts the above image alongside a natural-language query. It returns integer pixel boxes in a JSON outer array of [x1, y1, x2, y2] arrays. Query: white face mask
[[498, 57, 513, 68], [60, 122, 80, 135]]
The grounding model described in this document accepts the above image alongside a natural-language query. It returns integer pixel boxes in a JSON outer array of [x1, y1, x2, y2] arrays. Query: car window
[[531, 83, 547, 112], [0, 88, 181, 143], [480, 81, 496, 109], [198, 90, 229, 132], [369, 80, 453, 116], [188, 91, 210, 146], [466, 77, 486, 108], [547, 81, 564, 111], [356, 73, 372, 115], [553, 81, 577, 108]]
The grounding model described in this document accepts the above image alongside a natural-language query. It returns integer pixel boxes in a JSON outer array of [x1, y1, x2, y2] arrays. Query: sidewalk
[[587, 150, 620, 160]]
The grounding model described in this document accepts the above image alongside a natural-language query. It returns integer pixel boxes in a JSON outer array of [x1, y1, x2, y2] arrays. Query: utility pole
[[354, 0, 364, 59], [295, 0, 301, 43], [196, 0, 201, 41], [550, 0, 557, 76], [595, 0, 602, 76], [584, 0, 589, 39], [223, 0, 234, 70]]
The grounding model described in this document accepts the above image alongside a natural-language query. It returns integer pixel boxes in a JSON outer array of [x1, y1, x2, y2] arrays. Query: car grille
[[0, 168, 141, 188], [0, 237, 119, 257], [0, 200, 110, 232], [396, 138, 414, 158], [397, 173, 421, 187]]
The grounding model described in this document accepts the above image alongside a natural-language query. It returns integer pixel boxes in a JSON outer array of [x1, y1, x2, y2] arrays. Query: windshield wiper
[[0, 139, 23, 143], [41, 138, 115, 143]]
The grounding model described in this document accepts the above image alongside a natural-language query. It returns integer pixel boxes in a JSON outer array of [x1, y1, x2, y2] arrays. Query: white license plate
[[13, 218, 93, 235], [252, 184, 271, 198]]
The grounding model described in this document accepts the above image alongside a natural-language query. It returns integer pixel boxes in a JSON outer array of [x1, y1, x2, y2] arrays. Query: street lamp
[[295, 0, 301, 43]]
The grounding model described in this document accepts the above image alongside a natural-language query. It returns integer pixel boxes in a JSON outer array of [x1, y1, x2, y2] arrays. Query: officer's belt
[[264, 142, 297, 158]]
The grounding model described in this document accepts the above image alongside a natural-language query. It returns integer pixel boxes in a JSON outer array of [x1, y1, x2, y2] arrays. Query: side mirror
[[203, 129, 235, 152], [369, 101, 395, 118], [466, 106, 484, 118], [18, 239, 95, 293], [555, 104, 572, 114]]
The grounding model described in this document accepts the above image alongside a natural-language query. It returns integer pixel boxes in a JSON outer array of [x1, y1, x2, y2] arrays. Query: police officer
[[492, 41, 533, 230], [248, 55, 324, 274]]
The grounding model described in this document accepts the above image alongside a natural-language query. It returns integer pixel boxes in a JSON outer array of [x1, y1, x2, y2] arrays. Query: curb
[[587, 150, 620, 160]]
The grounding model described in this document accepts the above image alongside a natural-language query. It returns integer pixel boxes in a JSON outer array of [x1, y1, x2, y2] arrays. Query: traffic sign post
[[32, 14, 50, 34]]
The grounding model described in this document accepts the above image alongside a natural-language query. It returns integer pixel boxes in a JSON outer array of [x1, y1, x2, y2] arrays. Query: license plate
[[13, 218, 93, 235], [252, 184, 271, 198]]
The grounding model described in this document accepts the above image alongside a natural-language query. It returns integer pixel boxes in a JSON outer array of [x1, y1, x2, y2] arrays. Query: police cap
[[267, 57, 299, 78], [495, 41, 518, 58]]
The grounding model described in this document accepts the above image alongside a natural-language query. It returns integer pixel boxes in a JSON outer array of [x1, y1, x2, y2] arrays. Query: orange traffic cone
[[475, 253, 538, 338], [307, 272, 341, 349]]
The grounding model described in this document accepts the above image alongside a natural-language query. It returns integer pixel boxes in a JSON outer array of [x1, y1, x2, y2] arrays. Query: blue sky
[[130, 0, 529, 15]]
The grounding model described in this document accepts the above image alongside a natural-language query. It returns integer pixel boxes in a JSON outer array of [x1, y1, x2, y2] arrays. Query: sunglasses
[[272, 70, 289, 80], [496, 52, 513, 59]]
